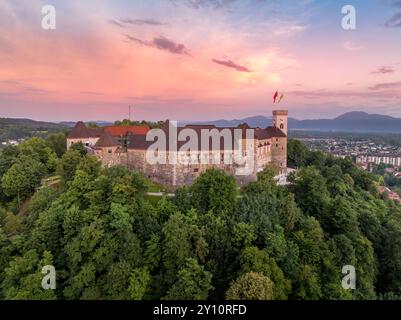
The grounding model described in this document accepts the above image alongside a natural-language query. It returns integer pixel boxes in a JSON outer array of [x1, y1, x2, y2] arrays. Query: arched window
[[280, 124, 284, 129]]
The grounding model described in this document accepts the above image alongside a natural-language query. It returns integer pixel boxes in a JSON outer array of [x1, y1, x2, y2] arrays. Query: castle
[[67, 110, 288, 187]]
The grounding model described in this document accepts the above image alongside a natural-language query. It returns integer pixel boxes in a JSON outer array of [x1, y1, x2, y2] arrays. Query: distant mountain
[[0, 118, 68, 129], [0, 118, 69, 144], [59, 121, 114, 127], [185, 112, 401, 133], [289, 112, 401, 133], [2, 111, 401, 143], [181, 115, 273, 128]]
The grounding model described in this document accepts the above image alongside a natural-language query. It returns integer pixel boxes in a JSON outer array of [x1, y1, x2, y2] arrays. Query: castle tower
[[273, 110, 288, 135]]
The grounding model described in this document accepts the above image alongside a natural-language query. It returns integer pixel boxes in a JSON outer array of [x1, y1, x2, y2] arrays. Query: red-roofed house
[[67, 123, 150, 149], [379, 186, 401, 204], [104, 125, 150, 137]]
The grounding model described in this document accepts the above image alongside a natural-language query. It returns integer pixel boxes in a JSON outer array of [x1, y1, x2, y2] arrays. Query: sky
[[0, 0, 401, 122]]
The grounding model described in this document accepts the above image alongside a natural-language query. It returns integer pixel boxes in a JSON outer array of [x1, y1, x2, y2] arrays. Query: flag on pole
[[278, 93, 284, 103], [273, 91, 279, 103]]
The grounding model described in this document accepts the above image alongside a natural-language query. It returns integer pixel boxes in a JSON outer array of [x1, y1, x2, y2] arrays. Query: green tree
[[0, 145, 19, 177], [226, 272, 273, 300], [28, 187, 58, 225], [162, 212, 208, 289], [87, 122, 100, 128], [324, 197, 359, 236], [19, 137, 58, 172], [191, 169, 238, 215], [232, 222, 256, 249], [287, 139, 309, 168], [69, 142, 87, 156], [2, 212, 25, 236], [144, 234, 162, 272], [293, 264, 322, 300], [243, 166, 278, 196], [128, 267, 151, 300], [47, 133, 67, 157], [1, 155, 46, 207], [1, 250, 57, 300], [239, 246, 291, 300], [164, 258, 213, 300], [291, 166, 331, 220], [58, 150, 83, 184]]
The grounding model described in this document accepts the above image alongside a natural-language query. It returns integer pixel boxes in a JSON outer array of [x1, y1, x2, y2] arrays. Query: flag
[[273, 91, 279, 103], [278, 93, 284, 103]]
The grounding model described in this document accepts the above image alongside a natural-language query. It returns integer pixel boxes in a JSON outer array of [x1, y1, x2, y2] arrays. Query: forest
[[0, 118, 68, 147], [1, 135, 401, 300]]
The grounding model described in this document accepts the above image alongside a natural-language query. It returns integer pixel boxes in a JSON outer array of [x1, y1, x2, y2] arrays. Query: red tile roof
[[379, 186, 401, 204], [68, 122, 150, 140], [104, 125, 150, 136]]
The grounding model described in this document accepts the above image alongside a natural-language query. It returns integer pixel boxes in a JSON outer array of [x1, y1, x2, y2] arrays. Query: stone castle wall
[[256, 139, 272, 171], [271, 137, 287, 172], [94, 147, 262, 187], [67, 137, 99, 149], [125, 149, 256, 187], [67, 115, 288, 187], [94, 146, 125, 168], [69, 137, 286, 187]]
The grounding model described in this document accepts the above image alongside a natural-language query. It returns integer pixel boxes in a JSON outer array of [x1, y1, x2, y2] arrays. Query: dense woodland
[[0, 118, 158, 148], [1, 136, 401, 300], [0, 118, 68, 146]]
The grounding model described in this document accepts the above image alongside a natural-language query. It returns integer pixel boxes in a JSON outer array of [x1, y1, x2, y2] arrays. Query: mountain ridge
[[2, 111, 401, 133], [184, 111, 401, 133]]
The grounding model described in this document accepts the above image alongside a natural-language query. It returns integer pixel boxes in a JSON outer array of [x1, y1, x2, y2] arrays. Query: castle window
[[108, 149, 112, 154], [194, 168, 199, 173], [280, 124, 284, 129], [276, 144, 278, 148]]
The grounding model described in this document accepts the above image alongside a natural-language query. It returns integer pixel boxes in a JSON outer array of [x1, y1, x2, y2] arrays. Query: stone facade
[[67, 137, 100, 149], [67, 110, 288, 187], [271, 136, 287, 171], [94, 146, 126, 168]]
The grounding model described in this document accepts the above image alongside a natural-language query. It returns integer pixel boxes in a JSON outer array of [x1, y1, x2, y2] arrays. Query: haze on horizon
[[0, 0, 401, 122]]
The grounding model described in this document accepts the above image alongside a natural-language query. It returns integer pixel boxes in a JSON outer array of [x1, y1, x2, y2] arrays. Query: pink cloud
[[371, 66, 395, 74], [212, 59, 252, 72]]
